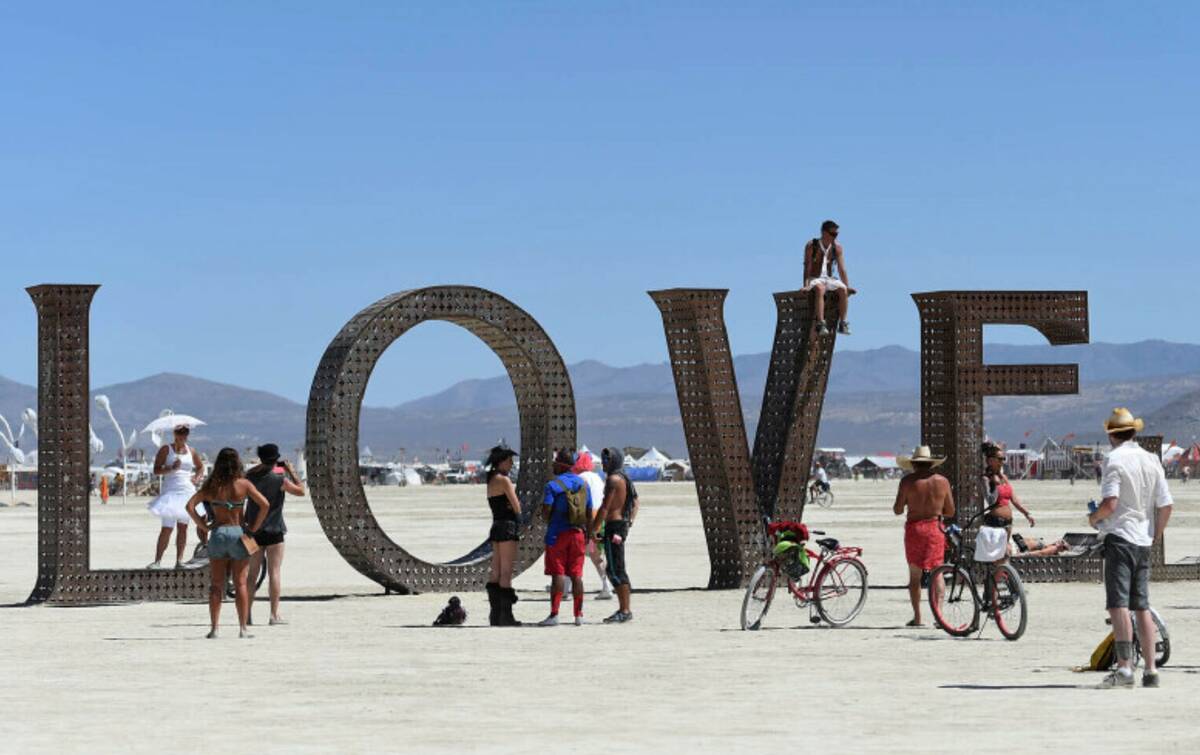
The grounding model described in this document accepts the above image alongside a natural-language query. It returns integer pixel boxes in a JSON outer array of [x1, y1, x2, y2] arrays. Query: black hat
[[485, 446, 518, 469], [257, 443, 281, 464]]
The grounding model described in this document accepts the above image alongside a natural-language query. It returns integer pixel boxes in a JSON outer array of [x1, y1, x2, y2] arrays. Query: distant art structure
[[22, 283, 1198, 604]]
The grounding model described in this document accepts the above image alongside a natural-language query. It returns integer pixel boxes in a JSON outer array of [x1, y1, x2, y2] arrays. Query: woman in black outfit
[[485, 446, 522, 626]]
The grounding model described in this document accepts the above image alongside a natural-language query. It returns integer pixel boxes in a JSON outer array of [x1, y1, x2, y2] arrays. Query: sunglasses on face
[[175, 428, 190, 435]]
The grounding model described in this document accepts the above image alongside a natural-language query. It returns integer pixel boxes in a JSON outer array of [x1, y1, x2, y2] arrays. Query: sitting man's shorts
[[544, 529, 586, 577], [1104, 534, 1151, 610], [904, 518, 945, 570], [804, 276, 847, 292]]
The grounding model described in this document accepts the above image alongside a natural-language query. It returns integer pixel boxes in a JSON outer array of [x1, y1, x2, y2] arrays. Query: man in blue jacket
[[539, 449, 593, 626]]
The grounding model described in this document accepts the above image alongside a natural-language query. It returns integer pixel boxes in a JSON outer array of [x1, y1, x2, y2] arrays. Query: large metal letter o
[[306, 286, 576, 594]]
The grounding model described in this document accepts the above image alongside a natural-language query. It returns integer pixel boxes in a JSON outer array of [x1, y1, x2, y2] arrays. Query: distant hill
[[2, 340, 1199, 459]]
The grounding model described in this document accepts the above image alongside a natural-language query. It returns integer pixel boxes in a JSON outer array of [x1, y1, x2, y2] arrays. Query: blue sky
[[1, 2, 1197, 405]]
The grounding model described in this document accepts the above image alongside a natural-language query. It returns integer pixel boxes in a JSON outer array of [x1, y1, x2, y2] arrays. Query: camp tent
[[638, 447, 670, 465]]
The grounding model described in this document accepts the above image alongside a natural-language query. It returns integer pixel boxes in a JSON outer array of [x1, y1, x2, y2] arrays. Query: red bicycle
[[740, 521, 869, 630]]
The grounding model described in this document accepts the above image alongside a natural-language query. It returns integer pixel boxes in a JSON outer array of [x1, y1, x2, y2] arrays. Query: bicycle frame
[[938, 505, 1017, 628], [784, 542, 864, 606]]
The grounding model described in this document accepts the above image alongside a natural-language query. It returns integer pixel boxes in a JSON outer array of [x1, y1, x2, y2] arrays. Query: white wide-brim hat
[[898, 445, 946, 471]]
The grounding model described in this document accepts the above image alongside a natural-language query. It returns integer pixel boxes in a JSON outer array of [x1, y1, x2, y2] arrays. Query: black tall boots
[[485, 582, 521, 626]]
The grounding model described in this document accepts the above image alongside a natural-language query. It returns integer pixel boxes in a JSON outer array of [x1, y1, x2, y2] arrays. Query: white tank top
[[162, 444, 196, 494], [818, 240, 839, 280]]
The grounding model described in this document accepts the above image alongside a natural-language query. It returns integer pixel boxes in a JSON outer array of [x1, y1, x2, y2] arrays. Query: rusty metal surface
[[305, 286, 575, 594], [27, 284, 208, 604], [912, 291, 1089, 583], [650, 288, 838, 588]]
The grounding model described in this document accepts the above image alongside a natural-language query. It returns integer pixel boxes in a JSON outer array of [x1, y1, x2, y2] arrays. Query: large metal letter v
[[650, 289, 840, 588]]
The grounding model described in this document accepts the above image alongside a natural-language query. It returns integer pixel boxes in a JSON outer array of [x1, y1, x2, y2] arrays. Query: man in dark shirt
[[246, 443, 305, 625]]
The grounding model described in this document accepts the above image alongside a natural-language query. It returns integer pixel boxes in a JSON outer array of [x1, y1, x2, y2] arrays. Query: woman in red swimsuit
[[981, 443, 1035, 560]]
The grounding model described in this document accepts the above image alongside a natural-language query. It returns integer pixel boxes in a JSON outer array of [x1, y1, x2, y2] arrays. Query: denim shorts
[[208, 525, 250, 561], [1104, 534, 1151, 610]]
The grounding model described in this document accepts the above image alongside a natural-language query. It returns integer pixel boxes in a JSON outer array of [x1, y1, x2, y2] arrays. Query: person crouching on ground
[[593, 447, 639, 623], [185, 447, 271, 639], [574, 451, 612, 600], [1090, 408, 1173, 688], [245, 443, 305, 626], [484, 446, 522, 626], [539, 449, 593, 626], [893, 445, 955, 627]]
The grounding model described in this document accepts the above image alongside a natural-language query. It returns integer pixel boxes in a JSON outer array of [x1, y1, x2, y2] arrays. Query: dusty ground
[[1, 478, 1198, 753]]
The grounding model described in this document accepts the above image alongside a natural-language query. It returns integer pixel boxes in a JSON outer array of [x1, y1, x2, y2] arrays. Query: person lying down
[[1011, 533, 1070, 557]]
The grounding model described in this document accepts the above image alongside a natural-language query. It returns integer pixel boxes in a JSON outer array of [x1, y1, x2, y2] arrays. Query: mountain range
[[2, 340, 1200, 462]]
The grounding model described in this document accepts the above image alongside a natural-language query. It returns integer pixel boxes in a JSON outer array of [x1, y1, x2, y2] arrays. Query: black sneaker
[[837, 320, 852, 335], [816, 321, 831, 336], [1143, 672, 1160, 688]]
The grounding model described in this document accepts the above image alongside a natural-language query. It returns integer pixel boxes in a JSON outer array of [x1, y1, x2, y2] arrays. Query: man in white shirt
[[1088, 408, 1173, 688]]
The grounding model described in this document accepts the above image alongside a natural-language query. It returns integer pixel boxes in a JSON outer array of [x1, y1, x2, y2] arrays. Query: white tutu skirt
[[147, 485, 197, 525]]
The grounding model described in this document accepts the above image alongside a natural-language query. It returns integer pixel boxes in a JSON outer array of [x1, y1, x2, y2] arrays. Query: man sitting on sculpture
[[803, 219, 854, 336]]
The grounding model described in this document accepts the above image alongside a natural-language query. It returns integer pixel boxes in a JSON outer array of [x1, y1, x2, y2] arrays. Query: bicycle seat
[[817, 537, 839, 551]]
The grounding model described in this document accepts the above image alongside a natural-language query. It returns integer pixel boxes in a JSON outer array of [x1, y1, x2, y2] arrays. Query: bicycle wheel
[[814, 557, 868, 627], [928, 564, 979, 637], [225, 559, 267, 599], [1152, 609, 1171, 667], [741, 564, 777, 630], [814, 489, 834, 508], [1134, 608, 1171, 668], [991, 564, 1027, 641]]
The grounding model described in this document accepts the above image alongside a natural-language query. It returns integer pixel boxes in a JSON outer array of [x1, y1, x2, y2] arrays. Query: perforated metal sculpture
[[27, 285, 207, 604], [26, 283, 1199, 605], [305, 286, 575, 594], [650, 288, 840, 588]]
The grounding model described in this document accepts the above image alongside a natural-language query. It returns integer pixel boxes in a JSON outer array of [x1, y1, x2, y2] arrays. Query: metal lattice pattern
[[912, 291, 1095, 583], [27, 285, 208, 604], [650, 288, 838, 588], [306, 286, 575, 594]]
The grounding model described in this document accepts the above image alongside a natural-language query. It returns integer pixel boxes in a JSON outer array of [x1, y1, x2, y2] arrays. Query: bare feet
[[269, 617, 287, 625], [239, 628, 253, 639]]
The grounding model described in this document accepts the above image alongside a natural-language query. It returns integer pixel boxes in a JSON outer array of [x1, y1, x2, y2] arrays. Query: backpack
[[555, 476, 590, 529], [1090, 631, 1116, 670], [608, 470, 638, 520]]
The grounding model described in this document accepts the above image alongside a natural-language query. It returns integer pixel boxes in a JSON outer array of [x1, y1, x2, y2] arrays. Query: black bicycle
[[223, 556, 268, 598], [928, 507, 1028, 641]]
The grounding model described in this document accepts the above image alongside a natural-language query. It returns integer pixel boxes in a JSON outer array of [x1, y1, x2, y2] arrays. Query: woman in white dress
[[147, 425, 206, 568]]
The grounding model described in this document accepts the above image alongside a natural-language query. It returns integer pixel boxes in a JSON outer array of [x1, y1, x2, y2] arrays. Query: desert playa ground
[[1, 479, 1198, 753]]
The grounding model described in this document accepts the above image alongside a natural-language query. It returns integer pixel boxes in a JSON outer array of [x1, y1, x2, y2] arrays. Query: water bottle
[[1087, 500, 1098, 514]]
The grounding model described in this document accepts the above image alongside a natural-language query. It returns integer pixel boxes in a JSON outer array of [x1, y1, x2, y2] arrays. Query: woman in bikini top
[[981, 443, 1036, 530], [186, 447, 271, 639]]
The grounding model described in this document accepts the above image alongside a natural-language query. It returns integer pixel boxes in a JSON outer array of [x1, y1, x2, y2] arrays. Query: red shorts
[[544, 529, 586, 577], [904, 518, 945, 570]]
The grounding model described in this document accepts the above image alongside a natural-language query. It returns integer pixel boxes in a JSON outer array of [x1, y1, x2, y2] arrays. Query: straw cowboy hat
[[1103, 407, 1144, 435], [898, 445, 946, 471]]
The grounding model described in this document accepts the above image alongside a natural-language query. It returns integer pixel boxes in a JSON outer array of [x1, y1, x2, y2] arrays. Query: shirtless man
[[803, 220, 854, 336], [893, 445, 955, 627], [591, 447, 640, 624]]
